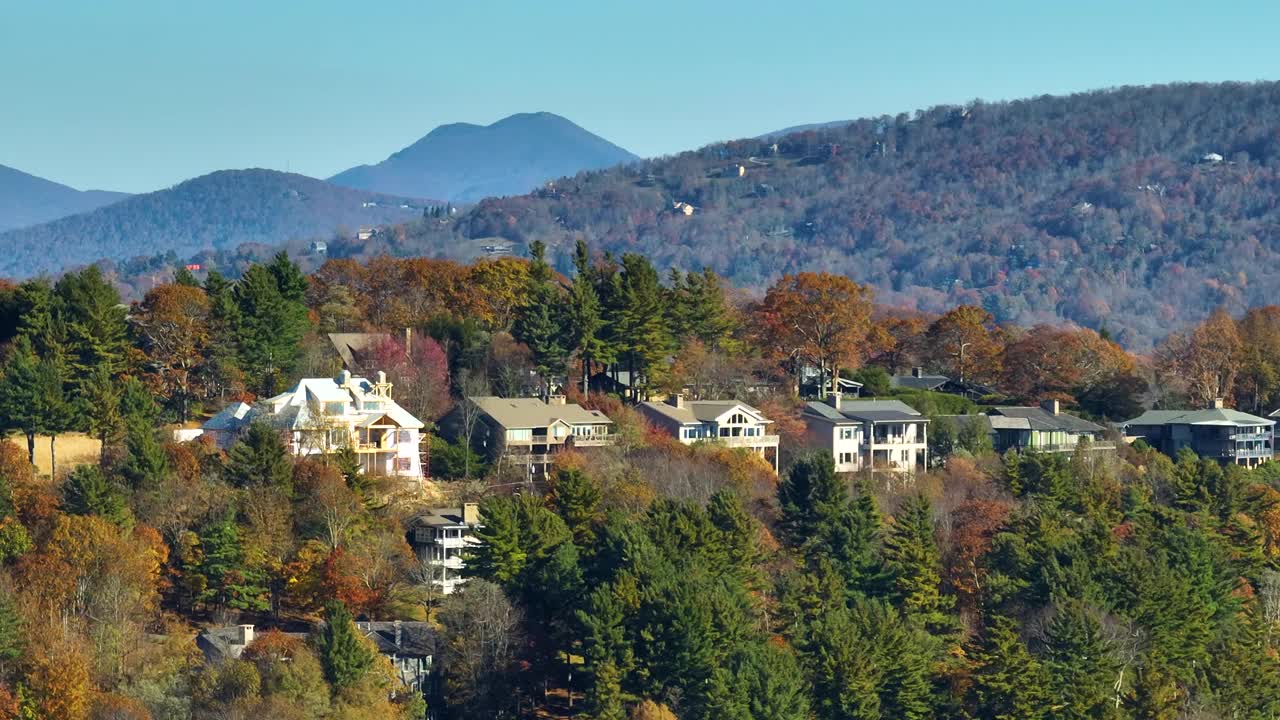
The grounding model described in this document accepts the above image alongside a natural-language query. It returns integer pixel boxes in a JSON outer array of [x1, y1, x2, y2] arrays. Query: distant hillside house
[[639, 396, 779, 470], [328, 331, 393, 372], [802, 394, 928, 474], [981, 401, 1111, 454], [890, 367, 996, 400], [1123, 400, 1274, 467], [406, 503, 482, 596], [456, 396, 615, 477], [201, 370, 424, 478]]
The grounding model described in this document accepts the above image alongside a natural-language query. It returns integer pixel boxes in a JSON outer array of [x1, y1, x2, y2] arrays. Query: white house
[[638, 396, 780, 470], [802, 394, 928, 474], [406, 503, 482, 596], [200, 370, 425, 479]]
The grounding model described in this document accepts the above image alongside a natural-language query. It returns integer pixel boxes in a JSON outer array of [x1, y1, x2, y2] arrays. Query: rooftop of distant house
[[469, 396, 612, 429]]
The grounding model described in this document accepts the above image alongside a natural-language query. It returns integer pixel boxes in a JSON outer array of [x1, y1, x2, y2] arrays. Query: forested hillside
[[0, 164, 128, 232], [355, 81, 1280, 348], [0, 169, 424, 277]]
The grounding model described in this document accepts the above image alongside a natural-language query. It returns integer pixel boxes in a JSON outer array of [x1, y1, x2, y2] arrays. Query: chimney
[[547, 394, 567, 405], [394, 620, 402, 648], [337, 369, 352, 388], [1040, 399, 1060, 415], [912, 367, 924, 378], [667, 393, 686, 409], [237, 624, 254, 647], [403, 327, 412, 355], [826, 391, 843, 411], [1212, 398, 1226, 410], [462, 502, 480, 525]]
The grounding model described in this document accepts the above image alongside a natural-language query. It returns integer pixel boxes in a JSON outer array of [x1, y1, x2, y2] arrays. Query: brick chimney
[[1212, 398, 1226, 410], [1040, 399, 1060, 415], [912, 367, 924, 378], [462, 502, 480, 525]]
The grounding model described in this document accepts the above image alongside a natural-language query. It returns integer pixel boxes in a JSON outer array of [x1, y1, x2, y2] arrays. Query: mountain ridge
[[0, 169, 425, 278], [329, 111, 639, 202], [0, 164, 130, 232]]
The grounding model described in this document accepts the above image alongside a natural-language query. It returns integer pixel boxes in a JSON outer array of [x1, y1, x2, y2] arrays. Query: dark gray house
[[1122, 401, 1274, 467]]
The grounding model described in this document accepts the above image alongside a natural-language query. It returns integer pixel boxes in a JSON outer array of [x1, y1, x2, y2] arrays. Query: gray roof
[[356, 621, 436, 658], [1125, 408, 1274, 428], [640, 400, 770, 426], [203, 402, 253, 431], [470, 397, 612, 429], [891, 374, 948, 391], [989, 407, 1104, 434], [804, 399, 926, 424], [408, 508, 472, 528]]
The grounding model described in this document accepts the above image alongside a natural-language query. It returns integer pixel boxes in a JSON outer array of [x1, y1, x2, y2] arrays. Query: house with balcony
[[406, 503, 482, 596], [1123, 400, 1274, 467], [984, 400, 1112, 454], [639, 396, 780, 470], [802, 394, 928, 474], [199, 369, 424, 479], [463, 396, 615, 476]]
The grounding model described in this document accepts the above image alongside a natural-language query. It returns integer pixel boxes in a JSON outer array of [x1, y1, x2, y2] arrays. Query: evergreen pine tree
[[566, 239, 608, 393], [884, 494, 955, 632], [79, 365, 124, 462], [198, 512, 269, 612], [549, 467, 602, 547], [232, 262, 309, 395], [53, 265, 130, 384], [224, 423, 294, 491], [1043, 601, 1120, 720], [612, 254, 671, 399], [513, 240, 568, 399], [173, 266, 200, 287], [966, 615, 1051, 720], [62, 465, 131, 527], [315, 600, 374, 691]]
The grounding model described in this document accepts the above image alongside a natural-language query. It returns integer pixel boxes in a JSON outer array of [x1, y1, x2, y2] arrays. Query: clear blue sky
[[2, 0, 1277, 193]]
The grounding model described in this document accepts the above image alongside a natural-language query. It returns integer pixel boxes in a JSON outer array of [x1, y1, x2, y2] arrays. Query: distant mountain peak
[[0, 164, 129, 232], [330, 112, 638, 203]]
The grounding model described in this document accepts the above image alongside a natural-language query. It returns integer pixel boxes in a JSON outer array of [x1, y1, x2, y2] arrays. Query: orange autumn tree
[[1156, 309, 1243, 408], [133, 283, 212, 423], [925, 305, 1005, 386], [753, 272, 874, 396], [1000, 325, 1136, 403]]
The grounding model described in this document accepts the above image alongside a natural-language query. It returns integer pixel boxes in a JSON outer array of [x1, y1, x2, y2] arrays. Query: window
[[398, 430, 412, 443], [838, 452, 853, 464], [329, 429, 350, 447], [363, 401, 383, 412], [325, 401, 345, 415], [839, 427, 854, 440], [507, 428, 533, 442], [395, 458, 411, 471]]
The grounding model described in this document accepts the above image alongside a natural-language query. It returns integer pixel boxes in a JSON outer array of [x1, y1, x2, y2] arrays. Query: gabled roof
[[328, 332, 391, 371], [204, 402, 253, 431], [202, 373, 425, 433], [356, 621, 437, 658], [1124, 408, 1274, 428], [470, 397, 612, 429], [989, 407, 1104, 434], [639, 400, 771, 426], [804, 399, 926, 424]]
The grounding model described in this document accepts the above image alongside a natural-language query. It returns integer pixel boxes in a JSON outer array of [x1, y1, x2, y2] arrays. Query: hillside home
[[1123, 400, 1274, 467], [406, 504, 482, 596], [200, 370, 424, 478], [985, 401, 1112, 454], [639, 396, 780, 470], [890, 367, 996, 400], [463, 396, 615, 476], [802, 394, 928, 474]]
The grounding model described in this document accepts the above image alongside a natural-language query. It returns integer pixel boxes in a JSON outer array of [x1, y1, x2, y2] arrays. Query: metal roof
[[1124, 408, 1274, 428], [989, 406, 1104, 433]]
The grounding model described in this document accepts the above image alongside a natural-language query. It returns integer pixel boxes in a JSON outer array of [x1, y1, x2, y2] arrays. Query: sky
[[2, 0, 1278, 194]]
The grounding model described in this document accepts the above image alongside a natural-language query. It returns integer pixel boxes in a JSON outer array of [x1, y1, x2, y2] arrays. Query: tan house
[[639, 396, 780, 470], [466, 396, 615, 476]]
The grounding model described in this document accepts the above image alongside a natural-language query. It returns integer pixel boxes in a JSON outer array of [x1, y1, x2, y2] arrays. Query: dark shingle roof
[[990, 407, 1104, 434]]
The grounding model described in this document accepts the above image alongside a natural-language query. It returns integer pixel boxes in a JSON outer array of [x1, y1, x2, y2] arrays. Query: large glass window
[[325, 401, 345, 415]]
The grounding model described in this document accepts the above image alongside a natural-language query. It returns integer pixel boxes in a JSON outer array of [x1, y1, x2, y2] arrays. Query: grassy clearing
[[5, 433, 101, 478]]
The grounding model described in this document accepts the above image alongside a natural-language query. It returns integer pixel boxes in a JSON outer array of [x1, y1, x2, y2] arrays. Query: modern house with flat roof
[[638, 396, 780, 470], [802, 394, 928, 474], [463, 396, 615, 476], [406, 503, 482, 596], [1123, 400, 1274, 467]]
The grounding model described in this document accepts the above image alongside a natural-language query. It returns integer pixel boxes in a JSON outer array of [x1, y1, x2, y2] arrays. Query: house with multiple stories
[[802, 394, 928, 474], [406, 504, 482, 596], [200, 370, 424, 478], [638, 396, 780, 470], [1122, 400, 1274, 467], [890, 367, 996, 400], [462, 396, 615, 476], [983, 401, 1112, 454]]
